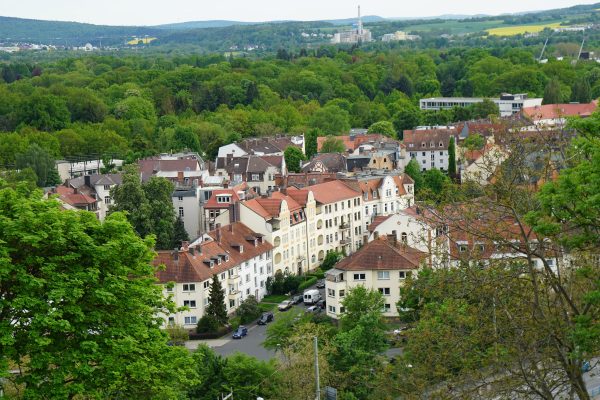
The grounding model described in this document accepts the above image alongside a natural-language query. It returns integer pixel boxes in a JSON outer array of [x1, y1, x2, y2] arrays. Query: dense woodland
[[0, 44, 599, 176]]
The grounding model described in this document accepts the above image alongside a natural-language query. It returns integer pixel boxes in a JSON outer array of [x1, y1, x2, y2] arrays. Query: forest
[[0, 44, 599, 180]]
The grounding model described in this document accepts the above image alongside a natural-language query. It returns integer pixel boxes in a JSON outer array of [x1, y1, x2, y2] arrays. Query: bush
[[229, 315, 242, 330], [196, 314, 220, 334], [188, 325, 232, 340], [321, 251, 342, 271], [267, 271, 302, 295], [310, 268, 325, 279], [165, 324, 189, 346], [236, 295, 261, 324], [298, 276, 318, 292]]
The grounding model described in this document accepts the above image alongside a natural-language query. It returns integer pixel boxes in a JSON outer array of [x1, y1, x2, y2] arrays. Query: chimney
[[374, 231, 379, 240], [84, 175, 91, 188], [197, 244, 202, 256], [216, 224, 222, 243], [172, 248, 179, 263], [177, 171, 184, 182]]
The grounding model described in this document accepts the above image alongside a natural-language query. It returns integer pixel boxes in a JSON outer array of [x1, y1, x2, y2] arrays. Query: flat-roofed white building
[[419, 94, 542, 117]]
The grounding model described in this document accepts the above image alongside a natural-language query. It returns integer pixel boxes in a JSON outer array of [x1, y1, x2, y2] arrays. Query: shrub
[[196, 314, 220, 334], [229, 315, 242, 330], [298, 276, 318, 292], [165, 324, 189, 346], [321, 251, 342, 271], [310, 268, 325, 279], [236, 295, 261, 324]]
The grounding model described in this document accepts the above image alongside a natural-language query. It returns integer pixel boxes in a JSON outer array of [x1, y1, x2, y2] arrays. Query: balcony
[[340, 239, 351, 246], [228, 290, 240, 299], [227, 273, 239, 281], [340, 223, 351, 230]]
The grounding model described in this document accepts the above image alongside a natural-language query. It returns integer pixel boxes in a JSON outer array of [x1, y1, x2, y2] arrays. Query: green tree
[[463, 133, 486, 150], [393, 108, 421, 135], [542, 78, 562, 105], [17, 92, 71, 131], [110, 165, 152, 239], [66, 89, 108, 123], [321, 250, 342, 270], [206, 274, 228, 326], [15, 143, 61, 187], [173, 126, 201, 153], [309, 105, 351, 135], [422, 168, 451, 199], [0, 182, 195, 399], [114, 96, 157, 123], [571, 76, 592, 104], [172, 216, 190, 248], [305, 128, 319, 159], [470, 99, 499, 119], [368, 120, 396, 138], [284, 146, 306, 173], [236, 295, 261, 324], [448, 136, 457, 180], [404, 159, 424, 193], [320, 135, 346, 154], [143, 176, 176, 250]]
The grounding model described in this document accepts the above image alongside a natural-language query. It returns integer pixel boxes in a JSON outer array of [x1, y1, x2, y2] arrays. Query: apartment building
[[138, 152, 209, 187], [215, 154, 285, 195], [154, 223, 273, 328], [240, 191, 316, 275], [325, 235, 427, 319], [419, 94, 542, 117], [172, 186, 202, 239], [67, 173, 122, 220], [403, 128, 457, 172]]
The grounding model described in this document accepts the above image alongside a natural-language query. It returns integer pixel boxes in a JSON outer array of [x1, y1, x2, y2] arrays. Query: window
[[401, 232, 408, 244], [399, 271, 408, 279], [340, 306, 345, 313], [168, 316, 175, 325], [383, 304, 391, 312], [183, 300, 196, 308], [184, 316, 197, 325], [103, 184, 111, 190], [339, 290, 345, 297], [252, 174, 260, 181], [459, 244, 468, 252], [377, 271, 390, 280], [104, 196, 111, 204], [182, 283, 195, 292], [246, 288, 250, 295], [229, 299, 235, 308], [179, 207, 184, 217], [203, 281, 210, 289], [328, 305, 336, 313], [353, 273, 366, 281], [165, 285, 173, 292], [378, 288, 391, 296], [327, 289, 335, 297], [178, 196, 183, 201]]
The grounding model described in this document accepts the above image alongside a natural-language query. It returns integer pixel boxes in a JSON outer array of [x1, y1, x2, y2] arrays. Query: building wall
[[172, 190, 201, 239], [408, 149, 450, 172], [93, 183, 114, 221]]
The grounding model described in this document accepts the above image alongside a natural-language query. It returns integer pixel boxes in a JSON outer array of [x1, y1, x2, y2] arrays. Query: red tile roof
[[54, 186, 97, 207], [306, 180, 361, 204], [335, 236, 426, 271], [317, 134, 391, 152], [522, 101, 598, 121], [154, 222, 273, 284]]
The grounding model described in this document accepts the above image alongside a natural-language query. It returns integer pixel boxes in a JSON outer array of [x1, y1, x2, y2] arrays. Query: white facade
[[408, 148, 451, 172], [217, 143, 247, 159], [172, 188, 202, 239], [362, 175, 414, 231], [419, 95, 543, 117], [56, 159, 124, 181]]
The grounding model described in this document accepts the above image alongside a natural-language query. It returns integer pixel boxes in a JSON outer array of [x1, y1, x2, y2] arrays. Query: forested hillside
[[0, 45, 598, 169]]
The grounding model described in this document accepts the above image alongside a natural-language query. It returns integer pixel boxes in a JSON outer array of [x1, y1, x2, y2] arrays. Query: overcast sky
[[0, 0, 596, 26]]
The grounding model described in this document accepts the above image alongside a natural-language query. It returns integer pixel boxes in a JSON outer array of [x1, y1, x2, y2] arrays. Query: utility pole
[[314, 336, 321, 400]]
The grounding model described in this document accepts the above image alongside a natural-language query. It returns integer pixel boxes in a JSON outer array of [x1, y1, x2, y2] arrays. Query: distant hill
[[155, 20, 260, 30]]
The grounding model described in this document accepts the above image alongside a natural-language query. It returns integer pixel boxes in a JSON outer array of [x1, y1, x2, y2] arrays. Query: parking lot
[[186, 286, 326, 361]]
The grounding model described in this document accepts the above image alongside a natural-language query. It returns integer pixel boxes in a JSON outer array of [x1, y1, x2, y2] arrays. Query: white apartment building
[[56, 159, 124, 181], [67, 174, 122, 220], [154, 223, 273, 328], [240, 191, 316, 275], [172, 187, 202, 239], [325, 235, 427, 319], [419, 94, 542, 117], [403, 128, 457, 172]]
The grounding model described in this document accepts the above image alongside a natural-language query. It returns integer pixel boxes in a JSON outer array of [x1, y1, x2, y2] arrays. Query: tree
[[305, 128, 319, 159], [448, 136, 457, 180], [16, 92, 70, 131], [236, 295, 261, 324], [173, 126, 201, 153], [470, 99, 499, 119], [284, 146, 306, 173], [15, 143, 61, 187], [0, 182, 195, 399], [571, 76, 592, 104], [422, 168, 451, 200], [206, 274, 228, 326], [172, 216, 189, 248], [404, 159, 424, 193], [543, 78, 562, 105], [321, 250, 342, 271], [463, 133, 486, 150], [368, 120, 396, 138], [309, 105, 351, 135], [392, 108, 421, 134], [66, 89, 108, 123], [320, 136, 345, 154]]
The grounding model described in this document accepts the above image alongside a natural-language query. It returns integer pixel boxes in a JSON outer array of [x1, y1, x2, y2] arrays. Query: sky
[[0, 0, 597, 26]]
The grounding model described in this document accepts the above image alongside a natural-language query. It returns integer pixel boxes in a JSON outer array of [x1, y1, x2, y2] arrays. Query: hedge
[[298, 276, 318, 292], [188, 325, 232, 340]]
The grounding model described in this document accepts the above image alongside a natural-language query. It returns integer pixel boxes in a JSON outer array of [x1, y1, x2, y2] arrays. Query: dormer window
[[421, 142, 426, 148], [363, 192, 368, 200], [430, 142, 434, 148], [439, 142, 443, 147]]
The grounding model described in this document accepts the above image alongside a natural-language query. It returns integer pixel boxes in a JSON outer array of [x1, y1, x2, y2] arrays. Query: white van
[[303, 289, 321, 305]]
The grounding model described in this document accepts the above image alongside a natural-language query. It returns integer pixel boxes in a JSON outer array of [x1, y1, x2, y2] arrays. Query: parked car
[[257, 312, 274, 325], [278, 300, 293, 311], [316, 299, 326, 309], [291, 295, 303, 304], [316, 280, 326, 289], [306, 305, 322, 314], [583, 360, 591, 373], [232, 326, 248, 339]]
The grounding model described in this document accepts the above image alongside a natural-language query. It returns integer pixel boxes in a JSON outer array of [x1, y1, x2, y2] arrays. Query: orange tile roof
[[204, 189, 241, 209], [54, 186, 97, 206], [306, 180, 361, 204], [317, 134, 391, 152], [522, 101, 598, 121]]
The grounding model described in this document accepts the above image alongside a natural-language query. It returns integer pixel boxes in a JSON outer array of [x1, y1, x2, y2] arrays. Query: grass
[[486, 23, 562, 36], [258, 303, 277, 313], [261, 294, 288, 304]]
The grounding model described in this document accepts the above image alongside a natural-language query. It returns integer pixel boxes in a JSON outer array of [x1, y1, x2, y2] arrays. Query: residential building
[[172, 187, 202, 239], [403, 128, 458, 171], [459, 143, 508, 185], [138, 152, 209, 186], [382, 31, 420, 41], [49, 185, 98, 217], [154, 222, 273, 328], [521, 100, 598, 127], [317, 133, 394, 153], [215, 155, 285, 194], [302, 153, 347, 173], [217, 135, 305, 159], [67, 173, 122, 220], [419, 94, 542, 117], [240, 191, 316, 275], [275, 172, 339, 189], [202, 189, 242, 232], [56, 158, 124, 181], [325, 235, 427, 318]]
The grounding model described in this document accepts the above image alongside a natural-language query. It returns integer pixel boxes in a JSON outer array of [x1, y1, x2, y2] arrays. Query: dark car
[[316, 299, 326, 309], [316, 280, 326, 289], [232, 326, 248, 339], [291, 295, 303, 304], [257, 312, 274, 325]]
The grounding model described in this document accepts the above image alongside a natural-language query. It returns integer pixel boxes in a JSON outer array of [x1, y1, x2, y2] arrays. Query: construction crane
[[538, 36, 550, 61]]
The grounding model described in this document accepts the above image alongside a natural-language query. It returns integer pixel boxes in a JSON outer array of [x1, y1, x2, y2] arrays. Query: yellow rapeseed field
[[487, 23, 562, 36], [127, 37, 157, 45]]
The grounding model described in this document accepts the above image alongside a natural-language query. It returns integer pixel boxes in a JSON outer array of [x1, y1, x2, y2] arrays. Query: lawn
[[486, 23, 562, 36], [261, 294, 288, 304], [258, 303, 277, 313]]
